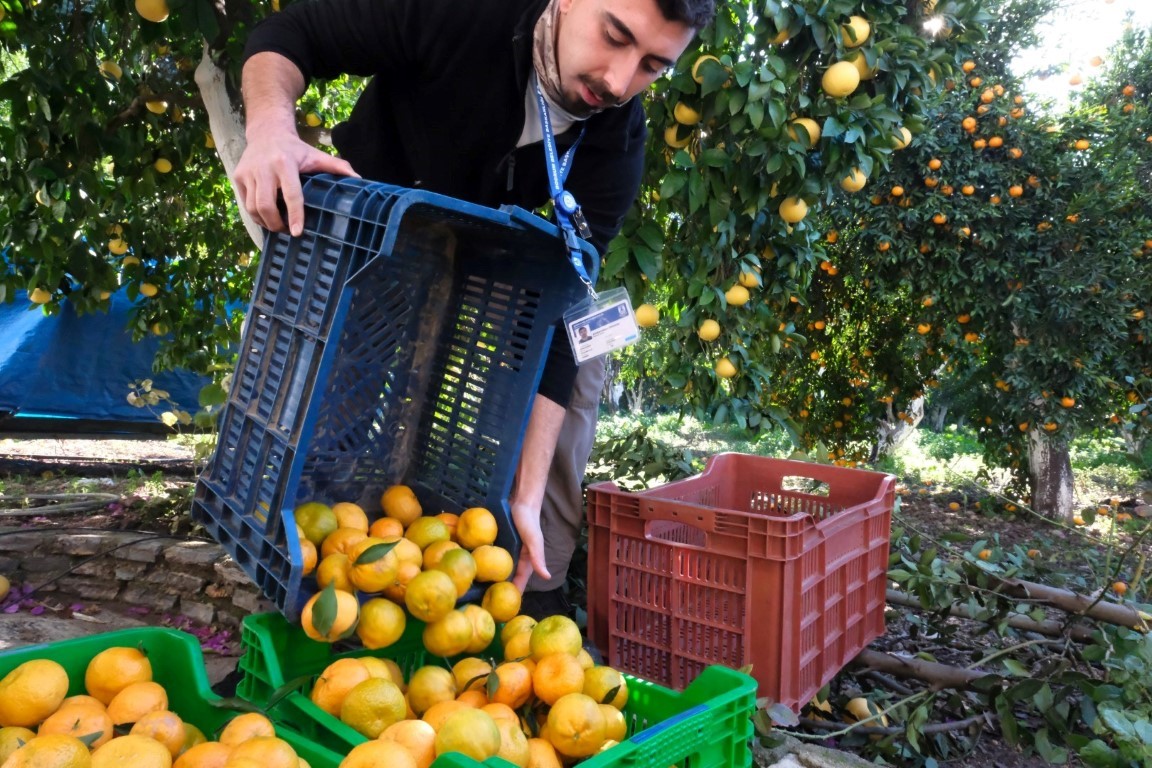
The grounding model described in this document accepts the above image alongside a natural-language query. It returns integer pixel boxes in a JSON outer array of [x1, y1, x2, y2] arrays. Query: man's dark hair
[[656, 0, 718, 29]]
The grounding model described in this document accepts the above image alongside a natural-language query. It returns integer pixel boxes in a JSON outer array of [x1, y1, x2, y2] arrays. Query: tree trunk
[[873, 396, 924, 458], [926, 402, 948, 432], [1027, 428, 1074, 522], [194, 45, 264, 249], [600, 357, 620, 414]]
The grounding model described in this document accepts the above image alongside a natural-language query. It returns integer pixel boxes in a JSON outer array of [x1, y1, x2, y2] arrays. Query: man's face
[[555, 0, 697, 117]]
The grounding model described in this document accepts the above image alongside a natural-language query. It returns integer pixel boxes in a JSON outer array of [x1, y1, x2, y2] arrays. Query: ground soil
[[3, 435, 1145, 767]]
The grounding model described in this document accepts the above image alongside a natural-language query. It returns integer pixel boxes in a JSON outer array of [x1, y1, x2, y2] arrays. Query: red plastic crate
[[585, 453, 895, 711]]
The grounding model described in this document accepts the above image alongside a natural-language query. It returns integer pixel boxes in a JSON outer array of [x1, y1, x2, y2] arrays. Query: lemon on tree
[[821, 61, 860, 98], [673, 102, 700, 125], [135, 0, 169, 22], [841, 15, 871, 47], [634, 303, 659, 327], [787, 117, 821, 148], [840, 168, 868, 192], [697, 319, 721, 341], [724, 284, 750, 306], [714, 356, 737, 378], [779, 197, 809, 223]]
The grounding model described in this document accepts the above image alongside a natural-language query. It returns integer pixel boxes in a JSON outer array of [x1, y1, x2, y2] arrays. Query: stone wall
[[0, 528, 273, 629]]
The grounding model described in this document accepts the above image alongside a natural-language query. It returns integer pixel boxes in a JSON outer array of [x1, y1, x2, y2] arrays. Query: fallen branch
[[886, 588, 1095, 641], [799, 712, 992, 737], [992, 576, 1150, 631], [850, 649, 990, 691]]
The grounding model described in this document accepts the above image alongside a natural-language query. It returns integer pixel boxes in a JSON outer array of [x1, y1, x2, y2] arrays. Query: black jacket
[[245, 0, 648, 405]]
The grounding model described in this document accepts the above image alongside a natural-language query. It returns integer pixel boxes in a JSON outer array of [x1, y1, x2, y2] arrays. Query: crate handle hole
[[645, 519, 708, 548], [781, 476, 830, 496]]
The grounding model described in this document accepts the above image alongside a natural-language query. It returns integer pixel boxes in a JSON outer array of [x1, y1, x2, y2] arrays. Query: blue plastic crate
[[192, 175, 596, 619]]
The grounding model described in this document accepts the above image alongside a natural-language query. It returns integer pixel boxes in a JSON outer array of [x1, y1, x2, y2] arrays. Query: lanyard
[[534, 79, 597, 299]]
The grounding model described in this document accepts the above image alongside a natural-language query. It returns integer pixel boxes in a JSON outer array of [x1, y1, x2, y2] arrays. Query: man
[[233, 0, 715, 618]]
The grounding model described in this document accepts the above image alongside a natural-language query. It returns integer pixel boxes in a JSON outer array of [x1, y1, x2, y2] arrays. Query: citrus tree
[[810, 15, 1152, 520], [606, 0, 990, 436], [0, 0, 360, 408]]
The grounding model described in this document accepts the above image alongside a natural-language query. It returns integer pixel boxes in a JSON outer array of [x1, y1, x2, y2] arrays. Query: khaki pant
[[527, 356, 605, 592]]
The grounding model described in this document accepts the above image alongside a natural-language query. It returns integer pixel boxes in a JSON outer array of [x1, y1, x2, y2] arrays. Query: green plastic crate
[[0, 627, 342, 768], [237, 612, 757, 767]]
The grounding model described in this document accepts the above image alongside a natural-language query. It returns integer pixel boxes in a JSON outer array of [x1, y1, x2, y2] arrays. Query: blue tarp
[[0, 289, 210, 426]]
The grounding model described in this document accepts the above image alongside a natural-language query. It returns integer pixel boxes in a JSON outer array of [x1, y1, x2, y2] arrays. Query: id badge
[[564, 287, 640, 365]]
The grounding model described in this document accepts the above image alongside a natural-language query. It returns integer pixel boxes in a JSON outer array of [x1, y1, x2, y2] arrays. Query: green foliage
[[610, 0, 989, 434]]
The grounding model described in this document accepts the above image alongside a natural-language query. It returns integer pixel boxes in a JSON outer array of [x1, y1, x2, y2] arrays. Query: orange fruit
[[496, 718, 531, 767], [583, 666, 629, 709], [179, 722, 206, 753], [368, 516, 405, 539], [315, 553, 353, 592], [341, 741, 418, 768], [545, 693, 607, 758], [533, 653, 586, 706], [1113, 581, 1128, 596], [346, 537, 402, 593], [449, 658, 490, 695], [37, 701, 114, 749], [421, 700, 470, 732], [405, 517, 451, 551], [91, 734, 172, 768], [456, 507, 499, 550], [462, 604, 497, 654], [481, 584, 523, 626], [227, 737, 300, 768], [422, 610, 475, 657], [311, 658, 372, 718], [4, 735, 92, 768], [600, 704, 627, 742], [356, 597, 407, 650], [488, 662, 533, 709], [301, 585, 360, 642], [407, 666, 457, 718], [173, 742, 232, 768], [480, 703, 519, 727], [380, 720, 436, 768], [422, 540, 461, 570], [294, 501, 338, 545], [434, 548, 477, 597], [434, 709, 501, 762], [472, 545, 514, 583], [129, 710, 186, 757], [0, 659, 70, 728], [85, 647, 153, 706], [405, 570, 458, 623], [526, 737, 563, 768], [106, 680, 168, 726], [503, 631, 533, 663], [218, 712, 276, 746], [0, 727, 36, 764], [331, 501, 369, 532], [501, 615, 538, 647], [300, 539, 318, 576], [456, 689, 488, 708], [340, 678, 407, 738], [380, 485, 423, 527], [320, 527, 368, 559], [530, 615, 583, 660], [435, 512, 460, 540]]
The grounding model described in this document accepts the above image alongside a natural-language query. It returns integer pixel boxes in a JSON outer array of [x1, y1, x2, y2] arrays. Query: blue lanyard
[[534, 79, 596, 298]]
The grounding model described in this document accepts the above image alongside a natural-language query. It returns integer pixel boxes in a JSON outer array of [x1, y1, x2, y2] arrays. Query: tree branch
[[886, 588, 1096, 641]]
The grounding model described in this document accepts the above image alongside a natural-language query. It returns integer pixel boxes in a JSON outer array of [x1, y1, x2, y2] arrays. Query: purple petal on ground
[[29, 605, 45, 615], [70, 603, 85, 612], [3, 604, 19, 613], [127, 605, 150, 615]]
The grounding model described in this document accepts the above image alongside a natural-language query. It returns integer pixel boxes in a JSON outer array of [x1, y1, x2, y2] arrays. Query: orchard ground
[[0, 421, 1148, 767]]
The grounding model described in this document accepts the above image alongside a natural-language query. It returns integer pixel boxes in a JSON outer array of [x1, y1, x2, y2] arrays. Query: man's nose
[[603, 55, 638, 101]]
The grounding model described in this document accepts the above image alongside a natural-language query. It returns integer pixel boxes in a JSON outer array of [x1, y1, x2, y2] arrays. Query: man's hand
[[234, 51, 360, 237], [233, 137, 358, 236], [511, 500, 551, 592]]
